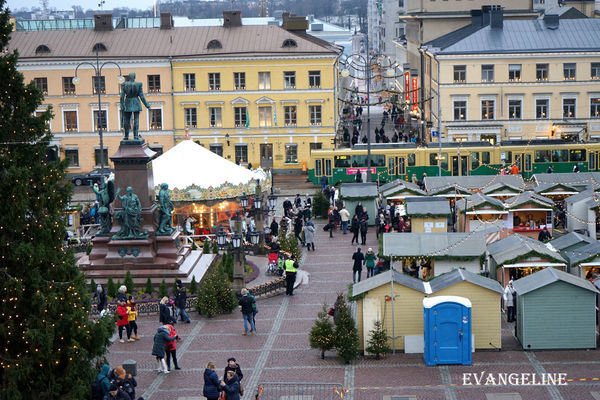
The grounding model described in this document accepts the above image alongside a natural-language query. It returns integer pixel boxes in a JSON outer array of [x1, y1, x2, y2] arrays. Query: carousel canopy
[[152, 140, 269, 201]]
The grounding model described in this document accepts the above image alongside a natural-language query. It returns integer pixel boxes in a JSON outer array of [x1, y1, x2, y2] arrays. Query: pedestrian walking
[[304, 219, 315, 251], [93, 284, 108, 317], [220, 370, 241, 400], [203, 362, 222, 400], [116, 299, 131, 343], [327, 207, 335, 238], [174, 279, 191, 323], [239, 288, 256, 335], [294, 214, 304, 245], [354, 202, 363, 219], [320, 175, 328, 191], [159, 296, 174, 325], [284, 255, 298, 296], [152, 325, 177, 374], [270, 217, 279, 238], [165, 324, 181, 371], [350, 215, 360, 245], [360, 217, 368, 245], [339, 205, 350, 234], [352, 247, 364, 283], [126, 296, 139, 340], [503, 280, 517, 322], [365, 248, 377, 278]]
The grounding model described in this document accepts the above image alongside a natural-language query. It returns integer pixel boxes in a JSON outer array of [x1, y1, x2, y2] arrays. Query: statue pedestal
[[79, 140, 205, 286]]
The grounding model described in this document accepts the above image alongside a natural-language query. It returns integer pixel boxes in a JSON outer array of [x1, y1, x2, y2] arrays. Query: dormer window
[[92, 42, 108, 52], [282, 39, 297, 48], [35, 45, 51, 54], [207, 39, 222, 49]]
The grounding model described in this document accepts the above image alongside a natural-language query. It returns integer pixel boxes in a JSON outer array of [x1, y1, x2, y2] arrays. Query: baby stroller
[[267, 252, 279, 276]]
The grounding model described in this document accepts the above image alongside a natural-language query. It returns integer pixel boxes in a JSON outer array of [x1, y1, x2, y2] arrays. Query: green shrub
[[85, 243, 93, 255], [195, 265, 237, 317], [203, 240, 210, 254], [106, 277, 117, 298], [123, 271, 134, 294], [145, 278, 154, 294], [189, 276, 198, 294], [158, 279, 168, 298], [211, 240, 219, 254], [309, 303, 335, 359], [89, 278, 97, 293], [312, 189, 330, 218]]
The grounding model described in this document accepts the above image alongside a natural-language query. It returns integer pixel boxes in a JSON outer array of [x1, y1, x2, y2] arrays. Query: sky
[[7, 0, 155, 12]]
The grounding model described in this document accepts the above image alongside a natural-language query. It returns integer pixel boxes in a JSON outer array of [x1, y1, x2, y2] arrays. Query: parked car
[[71, 168, 113, 186]]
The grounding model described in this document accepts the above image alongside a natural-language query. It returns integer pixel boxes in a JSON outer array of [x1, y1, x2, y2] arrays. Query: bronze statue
[[113, 186, 148, 240], [120, 72, 151, 140], [156, 183, 175, 236], [91, 179, 115, 236]]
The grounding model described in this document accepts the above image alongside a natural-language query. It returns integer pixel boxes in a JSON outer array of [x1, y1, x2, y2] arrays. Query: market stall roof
[[533, 182, 580, 196], [405, 197, 451, 217], [428, 268, 503, 294], [339, 182, 378, 199], [512, 267, 598, 296], [455, 192, 505, 212], [481, 182, 523, 197], [152, 140, 262, 190], [379, 179, 426, 198], [504, 191, 554, 209], [561, 241, 600, 267], [427, 184, 473, 197], [382, 232, 486, 258], [549, 232, 594, 252], [352, 269, 427, 297], [487, 234, 565, 266], [564, 189, 598, 206], [532, 172, 600, 190], [424, 175, 525, 193]]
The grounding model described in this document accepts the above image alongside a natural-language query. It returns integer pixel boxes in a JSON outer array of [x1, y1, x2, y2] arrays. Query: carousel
[[152, 140, 271, 236]]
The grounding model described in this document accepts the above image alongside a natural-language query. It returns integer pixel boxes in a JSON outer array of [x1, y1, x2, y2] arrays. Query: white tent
[[152, 140, 262, 190]]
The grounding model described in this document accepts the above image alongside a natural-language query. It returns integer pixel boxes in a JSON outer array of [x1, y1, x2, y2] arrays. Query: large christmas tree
[[0, 3, 114, 398]]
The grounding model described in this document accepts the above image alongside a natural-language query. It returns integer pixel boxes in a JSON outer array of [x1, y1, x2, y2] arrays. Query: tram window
[[570, 149, 586, 162], [371, 154, 386, 167], [334, 155, 351, 168], [407, 153, 416, 166], [388, 157, 395, 174], [471, 152, 480, 169], [506, 151, 512, 163], [441, 153, 448, 170], [352, 155, 367, 167], [482, 152, 490, 164], [534, 150, 551, 163], [552, 149, 569, 162], [315, 159, 322, 175], [430, 153, 438, 166]]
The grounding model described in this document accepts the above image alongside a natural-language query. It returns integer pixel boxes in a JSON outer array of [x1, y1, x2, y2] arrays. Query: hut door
[[362, 297, 382, 352]]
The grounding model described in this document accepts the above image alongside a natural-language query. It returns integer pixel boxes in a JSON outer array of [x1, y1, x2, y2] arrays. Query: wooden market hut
[[487, 234, 567, 287], [379, 179, 426, 202], [533, 182, 580, 203], [533, 172, 600, 192], [560, 241, 600, 279], [339, 182, 379, 225], [428, 269, 503, 349], [352, 268, 503, 352], [565, 189, 600, 239], [405, 197, 451, 233], [382, 232, 486, 277], [455, 193, 507, 236], [481, 181, 524, 201], [504, 191, 554, 240], [512, 267, 598, 350]]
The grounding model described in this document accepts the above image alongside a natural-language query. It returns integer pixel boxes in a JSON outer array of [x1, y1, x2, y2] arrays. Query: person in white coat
[[503, 280, 516, 322]]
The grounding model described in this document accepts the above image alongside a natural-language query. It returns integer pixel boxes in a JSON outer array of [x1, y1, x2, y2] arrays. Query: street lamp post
[[72, 47, 124, 171]]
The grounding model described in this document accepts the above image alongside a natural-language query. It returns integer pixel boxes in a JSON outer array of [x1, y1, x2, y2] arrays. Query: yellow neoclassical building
[[421, 13, 600, 143], [9, 12, 341, 173]]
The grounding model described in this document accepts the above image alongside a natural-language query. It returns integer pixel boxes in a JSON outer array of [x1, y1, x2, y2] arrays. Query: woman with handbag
[[220, 370, 241, 400], [203, 362, 221, 400]]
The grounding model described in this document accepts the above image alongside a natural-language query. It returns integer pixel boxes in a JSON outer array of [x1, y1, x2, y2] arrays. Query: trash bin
[[122, 359, 137, 376]]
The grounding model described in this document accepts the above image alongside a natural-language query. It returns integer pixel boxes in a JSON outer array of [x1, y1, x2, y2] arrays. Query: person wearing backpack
[[103, 383, 131, 400], [112, 365, 137, 400], [92, 364, 111, 400]]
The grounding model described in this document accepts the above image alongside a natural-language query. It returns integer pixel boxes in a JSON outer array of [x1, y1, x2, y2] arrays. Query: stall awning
[[540, 191, 579, 196], [503, 262, 566, 268], [466, 210, 508, 215]]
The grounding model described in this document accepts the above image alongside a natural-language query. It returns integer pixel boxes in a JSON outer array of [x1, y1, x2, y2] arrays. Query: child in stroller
[[267, 251, 279, 276]]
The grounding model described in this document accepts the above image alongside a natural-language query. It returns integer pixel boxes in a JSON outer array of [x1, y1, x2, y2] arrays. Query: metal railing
[[256, 382, 347, 399], [79, 223, 100, 240]]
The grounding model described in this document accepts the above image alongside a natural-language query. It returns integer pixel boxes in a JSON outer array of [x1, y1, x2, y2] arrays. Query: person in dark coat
[[354, 202, 363, 219], [159, 297, 173, 325], [320, 175, 329, 191], [104, 384, 131, 400], [360, 217, 368, 245], [174, 280, 191, 323], [93, 284, 108, 316], [220, 370, 241, 400], [538, 226, 552, 242], [112, 365, 137, 400], [350, 215, 360, 245], [223, 357, 244, 382], [355, 170, 362, 183], [95, 364, 112, 399], [203, 362, 222, 400], [238, 289, 256, 335], [293, 215, 304, 245], [270, 218, 279, 237], [352, 247, 365, 283], [152, 325, 177, 373]]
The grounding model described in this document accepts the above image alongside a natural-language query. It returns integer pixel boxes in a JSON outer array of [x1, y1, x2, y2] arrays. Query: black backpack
[[91, 376, 108, 400]]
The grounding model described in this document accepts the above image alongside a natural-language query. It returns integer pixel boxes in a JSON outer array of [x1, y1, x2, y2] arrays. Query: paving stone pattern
[[105, 219, 600, 400]]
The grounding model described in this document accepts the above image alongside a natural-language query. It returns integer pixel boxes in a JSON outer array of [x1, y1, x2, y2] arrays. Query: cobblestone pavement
[[105, 220, 600, 400]]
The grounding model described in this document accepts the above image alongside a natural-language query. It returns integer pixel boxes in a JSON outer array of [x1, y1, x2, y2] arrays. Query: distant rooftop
[[15, 16, 161, 31]]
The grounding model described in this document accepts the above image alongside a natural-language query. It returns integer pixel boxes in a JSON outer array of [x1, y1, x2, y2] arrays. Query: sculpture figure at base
[[113, 186, 149, 240], [91, 179, 115, 236], [156, 183, 175, 236], [120, 71, 151, 141]]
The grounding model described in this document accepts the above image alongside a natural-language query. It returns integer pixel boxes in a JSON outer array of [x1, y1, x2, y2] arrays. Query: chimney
[[282, 12, 309, 32], [481, 6, 491, 26], [490, 6, 503, 29], [160, 12, 173, 29], [471, 9, 483, 26], [544, 13, 560, 29], [94, 14, 113, 31], [223, 10, 242, 28]]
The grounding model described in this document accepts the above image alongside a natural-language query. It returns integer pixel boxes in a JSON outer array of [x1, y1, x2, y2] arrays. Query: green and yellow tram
[[309, 140, 600, 185]]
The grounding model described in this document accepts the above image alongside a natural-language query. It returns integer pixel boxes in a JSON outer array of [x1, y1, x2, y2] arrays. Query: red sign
[[412, 77, 419, 111], [346, 167, 376, 175], [405, 72, 411, 103]]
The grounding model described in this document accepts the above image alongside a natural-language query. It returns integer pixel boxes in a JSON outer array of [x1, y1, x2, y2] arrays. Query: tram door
[[388, 156, 406, 179], [451, 156, 469, 176], [315, 158, 332, 184], [590, 151, 600, 171], [515, 152, 532, 176]]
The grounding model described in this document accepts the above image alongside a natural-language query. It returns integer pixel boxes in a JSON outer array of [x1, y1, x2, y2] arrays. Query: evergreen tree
[[366, 320, 390, 360], [89, 278, 97, 293], [0, 4, 113, 397], [106, 277, 117, 298], [172, 278, 178, 295], [333, 294, 359, 363], [123, 270, 134, 294], [211, 239, 219, 254], [158, 279, 168, 298], [195, 264, 237, 317], [203, 239, 210, 254], [145, 277, 154, 294], [189, 276, 198, 295], [309, 303, 336, 359], [312, 189, 330, 218]]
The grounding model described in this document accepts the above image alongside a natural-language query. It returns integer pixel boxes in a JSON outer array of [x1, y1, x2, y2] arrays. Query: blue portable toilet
[[423, 296, 472, 366]]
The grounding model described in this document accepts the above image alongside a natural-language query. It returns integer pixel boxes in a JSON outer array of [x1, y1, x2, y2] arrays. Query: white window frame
[[309, 104, 322, 126], [534, 95, 551, 119], [64, 147, 79, 168], [562, 96, 577, 119], [90, 103, 110, 132], [184, 107, 198, 128], [284, 143, 298, 164], [507, 96, 523, 120], [259, 106, 272, 127], [590, 93, 600, 118], [34, 105, 52, 131], [147, 105, 164, 131], [480, 96, 496, 120], [452, 96, 468, 121], [61, 105, 79, 133], [209, 106, 222, 128], [258, 71, 271, 90]]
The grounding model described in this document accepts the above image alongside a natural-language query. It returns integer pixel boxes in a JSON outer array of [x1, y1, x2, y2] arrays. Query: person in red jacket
[[116, 299, 131, 343], [165, 324, 181, 371]]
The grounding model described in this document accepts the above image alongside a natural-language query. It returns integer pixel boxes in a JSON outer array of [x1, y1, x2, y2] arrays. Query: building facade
[[421, 14, 600, 143], [9, 12, 341, 173]]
